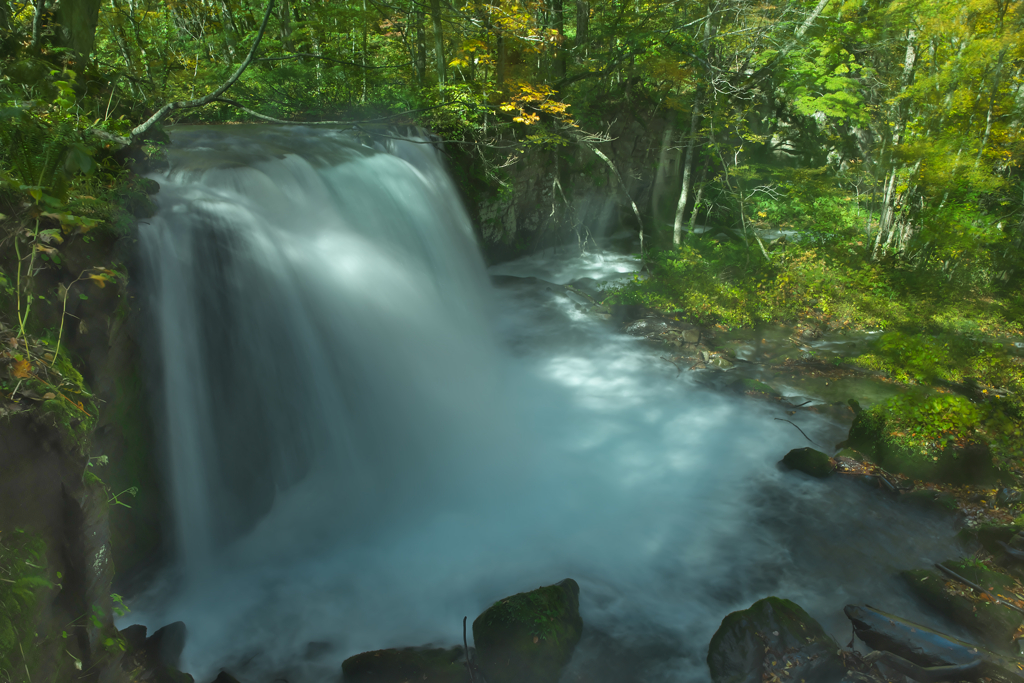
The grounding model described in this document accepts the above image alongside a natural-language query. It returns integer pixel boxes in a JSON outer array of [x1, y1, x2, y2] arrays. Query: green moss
[[781, 447, 832, 478], [848, 390, 1002, 483], [903, 561, 1023, 650], [473, 579, 583, 683]]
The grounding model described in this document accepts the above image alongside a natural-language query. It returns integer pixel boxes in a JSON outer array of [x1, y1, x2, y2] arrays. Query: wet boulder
[[844, 604, 1024, 682], [902, 560, 1023, 651], [120, 621, 194, 683], [341, 645, 470, 683], [780, 448, 833, 478], [472, 578, 583, 683], [707, 597, 845, 683]]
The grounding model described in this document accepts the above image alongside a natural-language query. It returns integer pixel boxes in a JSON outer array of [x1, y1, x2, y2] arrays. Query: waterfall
[[134, 126, 961, 683], [141, 126, 498, 572]]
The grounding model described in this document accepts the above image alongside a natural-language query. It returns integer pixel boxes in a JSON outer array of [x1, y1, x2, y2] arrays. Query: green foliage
[[0, 530, 51, 678]]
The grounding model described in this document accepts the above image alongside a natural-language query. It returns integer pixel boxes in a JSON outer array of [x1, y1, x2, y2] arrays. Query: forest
[[2, 0, 1024, 680]]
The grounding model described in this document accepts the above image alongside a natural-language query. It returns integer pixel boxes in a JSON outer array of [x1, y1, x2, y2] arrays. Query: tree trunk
[[552, 0, 566, 79], [673, 95, 702, 245], [413, 2, 427, 87], [54, 0, 103, 65], [279, 0, 293, 51], [575, 0, 588, 57], [429, 0, 445, 88]]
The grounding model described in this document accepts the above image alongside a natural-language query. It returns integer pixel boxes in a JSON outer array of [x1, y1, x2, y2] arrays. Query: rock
[[834, 447, 865, 462], [903, 561, 1023, 650], [342, 646, 470, 683], [682, 328, 701, 344], [780, 448, 832, 478], [728, 378, 780, 397], [844, 604, 1024, 681], [145, 621, 187, 669], [472, 579, 583, 683], [624, 318, 671, 336], [998, 488, 1022, 507], [120, 624, 148, 652], [210, 672, 243, 683], [707, 597, 845, 683]]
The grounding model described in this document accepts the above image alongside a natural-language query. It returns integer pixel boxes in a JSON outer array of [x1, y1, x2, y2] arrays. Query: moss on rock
[[781, 447, 833, 478], [342, 645, 470, 683], [902, 561, 1023, 651], [846, 392, 997, 484], [707, 597, 844, 683], [472, 578, 583, 683]]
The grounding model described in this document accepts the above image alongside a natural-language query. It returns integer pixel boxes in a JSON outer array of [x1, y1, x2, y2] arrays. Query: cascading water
[[134, 126, 963, 682]]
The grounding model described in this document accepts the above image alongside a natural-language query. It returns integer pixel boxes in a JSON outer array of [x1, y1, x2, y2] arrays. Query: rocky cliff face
[[0, 171, 163, 682]]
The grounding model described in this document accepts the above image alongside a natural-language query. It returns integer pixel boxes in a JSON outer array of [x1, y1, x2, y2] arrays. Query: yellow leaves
[[501, 82, 573, 127], [87, 268, 119, 289], [11, 358, 32, 378]]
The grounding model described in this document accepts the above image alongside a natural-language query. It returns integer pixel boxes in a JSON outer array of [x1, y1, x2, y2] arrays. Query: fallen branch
[[773, 417, 821, 446], [934, 563, 1024, 616], [660, 356, 682, 376]]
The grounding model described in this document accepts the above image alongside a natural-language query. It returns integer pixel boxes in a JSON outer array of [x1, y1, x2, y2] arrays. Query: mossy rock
[[972, 523, 1023, 556], [846, 410, 996, 484], [342, 646, 470, 683], [707, 597, 845, 683], [902, 561, 1023, 651], [781, 447, 833, 478], [729, 378, 780, 397], [472, 579, 583, 683], [834, 447, 866, 462]]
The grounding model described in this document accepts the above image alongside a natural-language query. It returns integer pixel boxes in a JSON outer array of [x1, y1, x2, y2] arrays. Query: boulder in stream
[[341, 645, 470, 683], [472, 578, 583, 683], [780, 447, 833, 478], [707, 597, 846, 683], [902, 560, 1023, 651], [845, 604, 1024, 682]]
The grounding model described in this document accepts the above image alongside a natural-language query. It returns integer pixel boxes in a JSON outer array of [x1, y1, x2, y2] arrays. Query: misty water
[[128, 126, 965, 682]]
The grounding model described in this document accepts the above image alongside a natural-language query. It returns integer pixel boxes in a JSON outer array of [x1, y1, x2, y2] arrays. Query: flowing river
[[128, 126, 964, 682]]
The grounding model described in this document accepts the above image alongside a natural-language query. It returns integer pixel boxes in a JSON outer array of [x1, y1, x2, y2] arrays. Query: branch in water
[[773, 417, 821, 446]]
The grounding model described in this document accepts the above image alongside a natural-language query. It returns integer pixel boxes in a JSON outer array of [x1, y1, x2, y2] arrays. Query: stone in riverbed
[[472, 578, 583, 683], [781, 447, 832, 478], [902, 560, 1023, 652], [728, 377, 780, 397], [707, 597, 845, 683], [341, 645, 470, 683]]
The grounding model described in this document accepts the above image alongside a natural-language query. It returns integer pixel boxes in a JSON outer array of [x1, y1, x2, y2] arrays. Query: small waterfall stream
[[133, 126, 963, 682]]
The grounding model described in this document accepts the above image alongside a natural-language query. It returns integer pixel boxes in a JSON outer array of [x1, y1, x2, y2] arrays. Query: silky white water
[[130, 126, 962, 682]]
